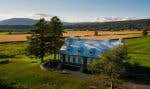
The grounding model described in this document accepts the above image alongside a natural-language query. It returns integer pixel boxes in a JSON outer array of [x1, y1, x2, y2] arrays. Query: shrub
[[142, 29, 148, 37], [94, 31, 98, 36], [0, 59, 10, 64]]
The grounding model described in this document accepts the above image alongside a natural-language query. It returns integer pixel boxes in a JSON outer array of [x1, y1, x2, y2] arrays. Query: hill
[[0, 18, 37, 31], [0, 18, 37, 25]]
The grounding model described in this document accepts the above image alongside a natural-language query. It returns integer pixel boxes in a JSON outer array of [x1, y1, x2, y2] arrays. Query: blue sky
[[0, 0, 149, 22]]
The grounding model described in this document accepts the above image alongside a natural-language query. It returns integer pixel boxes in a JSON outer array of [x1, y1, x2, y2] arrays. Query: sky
[[0, 0, 149, 22]]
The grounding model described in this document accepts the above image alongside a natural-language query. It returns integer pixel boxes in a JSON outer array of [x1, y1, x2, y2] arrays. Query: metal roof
[[60, 37, 123, 58]]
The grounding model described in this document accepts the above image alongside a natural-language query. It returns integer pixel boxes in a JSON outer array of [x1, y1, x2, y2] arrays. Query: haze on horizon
[[0, 0, 149, 22]]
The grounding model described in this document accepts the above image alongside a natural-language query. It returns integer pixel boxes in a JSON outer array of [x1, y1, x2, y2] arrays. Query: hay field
[[0, 34, 30, 42], [64, 31, 142, 40], [0, 31, 142, 42]]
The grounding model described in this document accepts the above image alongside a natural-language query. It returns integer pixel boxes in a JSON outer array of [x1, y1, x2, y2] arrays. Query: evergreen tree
[[27, 18, 48, 63], [142, 29, 148, 37], [48, 16, 64, 60], [94, 30, 98, 36]]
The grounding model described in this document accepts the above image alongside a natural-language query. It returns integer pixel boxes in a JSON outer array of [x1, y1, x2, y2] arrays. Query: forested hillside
[[65, 19, 150, 30], [0, 18, 150, 31]]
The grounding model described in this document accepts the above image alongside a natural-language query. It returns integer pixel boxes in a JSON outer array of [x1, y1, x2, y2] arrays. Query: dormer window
[[67, 48, 71, 51], [78, 47, 83, 53], [89, 50, 93, 54], [78, 48, 81, 52], [89, 48, 95, 55], [67, 38, 73, 45], [67, 46, 72, 52]]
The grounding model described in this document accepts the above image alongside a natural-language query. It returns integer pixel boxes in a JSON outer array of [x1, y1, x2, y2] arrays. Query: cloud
[[31, 13, 54, 20], [96, 17, 138, 22], [34, 13, 53, 17], [0, 12, 142, 22]]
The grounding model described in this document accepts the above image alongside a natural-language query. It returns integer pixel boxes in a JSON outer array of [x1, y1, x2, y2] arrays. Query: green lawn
[[0, 42, 105, 89], [0, 32, 9, 35], [0, 36, 150, 89], [125, 36, 150, 67], [0, 57, 96, 89]]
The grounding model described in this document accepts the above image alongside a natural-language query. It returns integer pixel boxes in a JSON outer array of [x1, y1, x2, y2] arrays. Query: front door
[[62, 54, 66, 63], [83, 57, 87, 66]]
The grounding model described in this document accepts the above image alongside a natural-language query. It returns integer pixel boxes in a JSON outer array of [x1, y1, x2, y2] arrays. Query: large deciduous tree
[[89, 45, 129, 89]]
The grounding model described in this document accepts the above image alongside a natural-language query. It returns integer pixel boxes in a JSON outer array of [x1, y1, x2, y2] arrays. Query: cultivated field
[[0, 31, 142, 42], [0, 34, 30, 42], [64, 31, 142, 40]]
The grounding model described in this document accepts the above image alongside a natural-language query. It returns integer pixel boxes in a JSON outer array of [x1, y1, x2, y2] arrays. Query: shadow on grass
[[43, 60, 80, 71], [0, 54, 16, 59], [126, 64, 150, 85], [0, 59, 10, 64], [0, 79, 15, 89]]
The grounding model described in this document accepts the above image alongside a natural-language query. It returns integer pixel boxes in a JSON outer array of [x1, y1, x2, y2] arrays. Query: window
[[65, 55, 68, 62], [68, 56, 70, 63], [78, 56, 82, 64], [89, 48, 95, 55], [78, 47, 83, 53], [75, 57, 78, 63], [70, 56, 73, 63], [73, 56, 76, 63], [78, 48, 81, 52]]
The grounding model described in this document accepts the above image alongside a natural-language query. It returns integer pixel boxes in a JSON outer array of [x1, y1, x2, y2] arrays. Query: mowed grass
[[0, 32, 8, 35], [125, 36, 150, 67], [0, 58, 94, 89], [0, 42, 27, 60], [0, 42, 105, 89]]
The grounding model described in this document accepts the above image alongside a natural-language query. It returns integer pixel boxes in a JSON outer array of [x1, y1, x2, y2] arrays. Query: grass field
[[0, 31, 142, 42], [0, 42, 106, 89], [125, 36, 150, 67], [0, 35, 150, 89], [0, 32, 8, 35], [1, 57, 104, 89]]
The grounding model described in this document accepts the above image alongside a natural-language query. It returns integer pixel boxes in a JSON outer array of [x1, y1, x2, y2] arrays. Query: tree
[[89, 45, 129, 89], [48, 16, 64, 60], [94, 30, 98, 36], [8, 30, 12, 35], [142, 29, 148, 37], [27, 18, 48, 63], [27, 16, 64, 63]]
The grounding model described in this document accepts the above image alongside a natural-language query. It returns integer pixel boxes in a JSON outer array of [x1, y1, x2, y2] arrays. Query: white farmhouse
[[59, 37, 123, 72]]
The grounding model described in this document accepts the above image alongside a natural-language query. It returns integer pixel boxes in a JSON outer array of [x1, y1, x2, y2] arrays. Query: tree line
[[65, 19, 150, 31], [27, 16, 64, 63], [0, 18, 150, 32]]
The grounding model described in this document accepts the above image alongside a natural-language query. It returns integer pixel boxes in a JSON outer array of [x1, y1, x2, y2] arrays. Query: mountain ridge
[[0, 18, 38, 25], [0, 18, 149, 31]]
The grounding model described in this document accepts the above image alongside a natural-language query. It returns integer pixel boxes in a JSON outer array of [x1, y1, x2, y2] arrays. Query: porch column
[[80, 57, 87, 73], [57, 54, 65, 70]]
